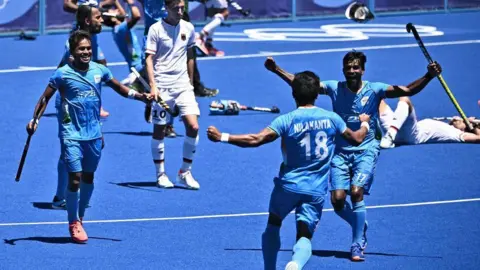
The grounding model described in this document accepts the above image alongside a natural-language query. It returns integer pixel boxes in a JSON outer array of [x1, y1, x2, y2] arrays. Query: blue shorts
[[268, 185, 325, 234], [329, 148, 379, 195], [61, 138, 103, 173]]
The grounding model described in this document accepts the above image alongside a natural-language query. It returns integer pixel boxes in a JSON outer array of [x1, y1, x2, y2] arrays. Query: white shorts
[[206, 0, 228, 9], [379, 104, 419, 145], [151, 88, 200, 125]]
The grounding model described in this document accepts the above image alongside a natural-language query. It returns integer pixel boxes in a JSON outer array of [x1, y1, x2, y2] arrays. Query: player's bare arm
[[207, 126, 279, 147], [106, 78, 153, 103], [187, 47, 195, 86], [145, 53, 159, 100], [265, 57, 327, 95], [341, 113, 370, 145], [26, 85, 58, 135], [63, 0, 79, 13], [124, 0, 141, 29], [385, 62, 442, 98]]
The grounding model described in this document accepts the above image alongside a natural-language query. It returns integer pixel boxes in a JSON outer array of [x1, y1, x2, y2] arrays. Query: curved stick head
[[406, 23, 414, 33]]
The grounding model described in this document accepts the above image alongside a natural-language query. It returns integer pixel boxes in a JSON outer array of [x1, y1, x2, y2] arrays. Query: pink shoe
[[69, 220, 88, 243]]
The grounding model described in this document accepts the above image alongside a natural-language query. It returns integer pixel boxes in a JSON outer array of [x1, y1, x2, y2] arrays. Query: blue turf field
[[0, 11, 479, 269]]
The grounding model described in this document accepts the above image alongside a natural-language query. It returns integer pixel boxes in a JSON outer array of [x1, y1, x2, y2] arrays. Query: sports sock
[[78, 182, 94, 219], [388, 100, 410, 138], [352, 200, 367, 245], [262, 224, 281, 270], [334, 201, 355, 227], [151, 139, 165, 176], [66, 190, 79, 223], [201, 13, 224, 40], [180, 136, 199, 172], [292, 237, 312, 269], [55, 157, 68, 200]]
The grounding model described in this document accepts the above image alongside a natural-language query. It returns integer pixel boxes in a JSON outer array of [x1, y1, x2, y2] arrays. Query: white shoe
[[176, 171, 200, 190], [285, 261, 299, 270], [380, 131, 395, 149], [156, 173, 174, 188]]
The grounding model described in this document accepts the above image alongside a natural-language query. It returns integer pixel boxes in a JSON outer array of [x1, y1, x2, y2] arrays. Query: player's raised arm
[[63, 0, 79, 13], [207, 126, 279, 148], [123, 0, 142, 29], [385, 62, 442, 98], [340, 113, 370, 146]]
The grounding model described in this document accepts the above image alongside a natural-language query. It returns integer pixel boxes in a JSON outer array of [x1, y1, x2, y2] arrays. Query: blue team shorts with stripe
[[268, 185, 326, 234], [329, 148, 380, 195], [61, 138, 103, 173]]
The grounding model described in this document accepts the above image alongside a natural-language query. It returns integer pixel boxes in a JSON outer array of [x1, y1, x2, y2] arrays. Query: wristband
[[128, 89, 137, 99], [361, 121, 370, 131], [220, 133, 230, 143], [30, 118, 39, 125]]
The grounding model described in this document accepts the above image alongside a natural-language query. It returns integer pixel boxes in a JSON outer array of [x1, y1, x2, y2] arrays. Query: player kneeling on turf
[[207, 71, 371, 269]]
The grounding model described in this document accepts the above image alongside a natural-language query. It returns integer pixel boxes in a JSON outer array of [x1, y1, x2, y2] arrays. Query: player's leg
[[175, 90, 200, 189], [52, 148, 68, 209], [286, 195, 325, 270], [78, 138, 102, 221], [263, 185, 299, 270], [151, 101, 174, 188], [349, 149, 379, 261], [380, 97, 413, 148], [204, 9, 228, 56], [61, 139, 88, 243], [330, 153, 355, 227]]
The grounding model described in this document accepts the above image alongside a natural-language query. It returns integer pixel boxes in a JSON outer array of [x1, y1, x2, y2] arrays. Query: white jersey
[[206, 0, 228, 9], [380, 104, 465, 145], [145, 19, 196, 90]]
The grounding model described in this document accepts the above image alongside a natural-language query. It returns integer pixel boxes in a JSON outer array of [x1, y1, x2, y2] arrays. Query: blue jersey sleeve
[[48, 69, 63, 90], [370, 82, 390, 99], [268, 114, 291, 137], [321, 80, 339, 99], [330, 112, 347, 134], [99, 65, 114, 82]]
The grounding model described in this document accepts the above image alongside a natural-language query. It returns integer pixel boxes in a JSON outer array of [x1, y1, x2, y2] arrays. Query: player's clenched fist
[[264, 57, 277, 72], [427, 61, 442, 78], [26, 119, 38, 135], [207, 126, 221, 142], [358, 113, 370, 123]]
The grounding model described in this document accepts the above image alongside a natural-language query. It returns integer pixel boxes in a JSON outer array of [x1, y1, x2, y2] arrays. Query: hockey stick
[[130, 67, 179, 117], [226, 0, 250, 17], [406, 23, 473, 131], [210, 101, 280, 114]]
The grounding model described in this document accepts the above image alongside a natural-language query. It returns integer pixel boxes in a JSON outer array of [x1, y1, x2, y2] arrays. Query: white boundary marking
[[1, 39, 479, 74], [0, 197, 478, 227]]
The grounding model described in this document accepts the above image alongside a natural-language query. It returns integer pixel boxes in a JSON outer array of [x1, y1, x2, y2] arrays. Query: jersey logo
[[181, 33, 186, 41], [360, 96, 369, 106], [94, 75, 101, 84]]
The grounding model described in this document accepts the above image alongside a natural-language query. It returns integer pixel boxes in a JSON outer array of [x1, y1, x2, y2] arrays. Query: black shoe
[[165, 124, 177, 138], [195, 87, 219, 97]]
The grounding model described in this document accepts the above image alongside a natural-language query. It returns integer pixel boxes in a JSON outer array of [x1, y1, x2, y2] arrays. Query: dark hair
[[165, 0, 182, 8], [76, 5, 93, 30], [291, 71, 320, 105], [68, 30, 91, 53], [343, 50, 367, 70]]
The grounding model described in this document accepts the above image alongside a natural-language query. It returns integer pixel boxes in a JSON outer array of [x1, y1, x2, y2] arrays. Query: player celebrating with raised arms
[[26, 30, 151, 243], [145, 0, 201, 189], [207, 71, 371, 270], [265, 52, 442, 261]]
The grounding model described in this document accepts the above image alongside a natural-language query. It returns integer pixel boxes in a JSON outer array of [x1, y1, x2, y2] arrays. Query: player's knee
[[82, 172, 94, 184], [350, 187, 364, 202], [153, 124, 166, 140], [67, 173, 81, 192], [267, 213, 282, 227], [186, 122, 199, 135], [330, 190, 347, 210]]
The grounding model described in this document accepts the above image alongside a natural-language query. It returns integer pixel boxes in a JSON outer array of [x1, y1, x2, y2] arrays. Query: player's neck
[[297, 104, 315, 109], [72, 61, 90, 72], [346, 81, 364, 93], [163, 17, 180, 26]]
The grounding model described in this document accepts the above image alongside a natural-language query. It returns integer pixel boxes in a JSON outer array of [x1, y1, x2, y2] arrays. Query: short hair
[[68, 30, 91, 53], [76, 4, 94, 30], [291, 71, 320, 105], [343, 50, 367, 70], [165, 0, 182, 8]]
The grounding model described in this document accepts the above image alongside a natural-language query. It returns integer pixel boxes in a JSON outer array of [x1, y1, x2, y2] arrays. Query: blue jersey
[[112, 21, 142, 69], [49, 62, 113, 141], [143, 0, 167, 31], [323, 80, 390, 152], [268, 107, 347, 196]]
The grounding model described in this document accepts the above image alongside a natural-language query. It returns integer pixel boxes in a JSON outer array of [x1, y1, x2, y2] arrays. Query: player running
[[207, 71, 371, 270]]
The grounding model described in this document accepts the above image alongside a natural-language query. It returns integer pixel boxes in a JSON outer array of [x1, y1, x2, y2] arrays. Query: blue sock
[[262, 224, 281, 270], [55, 158, 68, 200], [334, 201, 355, 227], [78, 182, 94, 219], [292, 237, 312, 269], [352, 200, 366, 245], [66, 190, 79, 223]]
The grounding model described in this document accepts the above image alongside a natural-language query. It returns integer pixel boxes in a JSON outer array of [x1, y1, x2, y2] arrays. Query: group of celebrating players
[[24, 0, 479, 269]]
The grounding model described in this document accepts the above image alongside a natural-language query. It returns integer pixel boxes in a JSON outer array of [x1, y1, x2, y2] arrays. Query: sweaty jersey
[[268, 107, 347, 196], [322, 80, 390, 152], [112, 21, 142, 69], [49, 62, 113, 140], [145, 19, 196, 89]]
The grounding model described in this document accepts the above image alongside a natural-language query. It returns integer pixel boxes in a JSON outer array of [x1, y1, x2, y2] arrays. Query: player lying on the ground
[[207, 71, 371, 270], [26, 30, 151, 243], [195, 0, 229, 57], [379, 97, 480, 148]]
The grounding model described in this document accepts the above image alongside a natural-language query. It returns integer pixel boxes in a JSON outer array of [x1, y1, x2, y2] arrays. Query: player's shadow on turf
[[32, 202, 63, 210], [110, 181, 194, 192], [4, 236, 121, 245], [224, 249, 442, 260], [42, 113, 57, 118]]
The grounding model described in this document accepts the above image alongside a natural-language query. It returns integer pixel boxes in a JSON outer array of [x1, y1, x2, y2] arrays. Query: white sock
[[181, 136, 199, 172], [151, 139, 165, 176], [389, 100, 410, 139], [202, 13, 224, 40]]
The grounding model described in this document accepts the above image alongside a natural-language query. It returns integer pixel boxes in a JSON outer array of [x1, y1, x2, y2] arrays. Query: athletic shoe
[[176, 170, 200, 190], [380, 131, 395, 149], [350, 243, 365, 262], [69, 220, 88, 243], [195, 86, 219, 97], [156, 173, 174, 189], [52, 196, 66, 209], [165, 124, 177, 138], [285, 261, 299, 270]]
